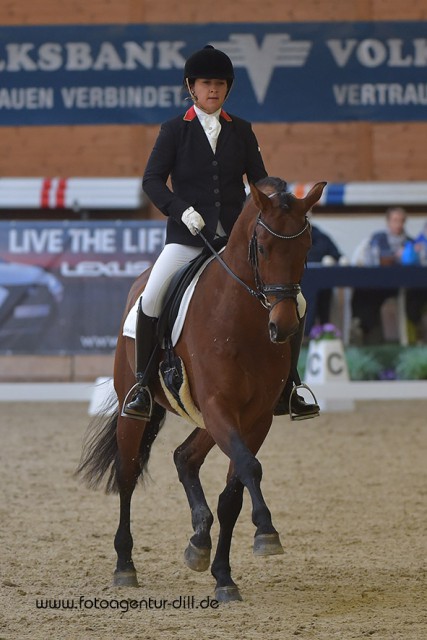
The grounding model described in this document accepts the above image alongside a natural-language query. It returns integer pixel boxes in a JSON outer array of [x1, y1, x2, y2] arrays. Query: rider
[[123, 45, 319, 422]]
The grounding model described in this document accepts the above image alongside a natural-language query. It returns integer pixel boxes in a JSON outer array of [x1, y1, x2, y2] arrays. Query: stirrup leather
[[121, 382, 153, 421], [289, 382, 319, 422]]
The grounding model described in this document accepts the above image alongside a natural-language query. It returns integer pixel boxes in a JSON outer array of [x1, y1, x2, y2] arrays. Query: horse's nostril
[[269, 322, 278, 342]]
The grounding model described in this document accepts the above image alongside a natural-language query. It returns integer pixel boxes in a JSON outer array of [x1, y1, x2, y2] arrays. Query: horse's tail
[[75, 397, 167, 494]]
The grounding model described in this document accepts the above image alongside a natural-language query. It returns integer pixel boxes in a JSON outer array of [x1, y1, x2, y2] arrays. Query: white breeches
[[141, 243, 203, 317]]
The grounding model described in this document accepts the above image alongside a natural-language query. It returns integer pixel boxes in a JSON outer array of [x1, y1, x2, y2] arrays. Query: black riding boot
[[123, 302, 159, 420], [274, 315, 320, 420]]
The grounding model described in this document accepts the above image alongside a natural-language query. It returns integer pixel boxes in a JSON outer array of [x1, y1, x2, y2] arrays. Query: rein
[[198, 193, 309, 311], [197, 230, 270, 307]]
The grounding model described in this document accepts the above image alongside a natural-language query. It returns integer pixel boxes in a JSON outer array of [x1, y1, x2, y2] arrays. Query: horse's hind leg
[[113, 404, 166, 587], [113, 414, 145, 586], [174, 428, 215, 572]]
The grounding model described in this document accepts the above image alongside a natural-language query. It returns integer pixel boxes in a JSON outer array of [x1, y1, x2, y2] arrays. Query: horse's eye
[[258, 245, 265, 256]]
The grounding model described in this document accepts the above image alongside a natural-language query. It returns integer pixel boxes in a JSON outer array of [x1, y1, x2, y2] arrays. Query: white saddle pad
[[122, 252, 218, 346], [159, 357, 205, 429]]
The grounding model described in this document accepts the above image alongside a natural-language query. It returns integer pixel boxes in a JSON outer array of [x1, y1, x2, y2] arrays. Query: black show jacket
[[142, 106, 267, 246]]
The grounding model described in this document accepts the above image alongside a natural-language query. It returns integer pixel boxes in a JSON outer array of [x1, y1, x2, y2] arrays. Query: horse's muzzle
[[268, 320, 298, 344]]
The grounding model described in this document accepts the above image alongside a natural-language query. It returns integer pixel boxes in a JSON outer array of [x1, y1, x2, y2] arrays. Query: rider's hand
[[181, 207, 205, 236]]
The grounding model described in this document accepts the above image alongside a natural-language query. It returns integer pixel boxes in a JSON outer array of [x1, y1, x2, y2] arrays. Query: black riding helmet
[[184, 45, 235, 97]]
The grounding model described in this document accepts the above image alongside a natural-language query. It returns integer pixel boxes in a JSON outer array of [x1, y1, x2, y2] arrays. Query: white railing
[[2, 179, 427, 210], [0, 177, 145, 210]]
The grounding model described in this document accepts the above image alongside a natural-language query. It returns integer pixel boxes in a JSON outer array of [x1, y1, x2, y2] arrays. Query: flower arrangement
[[309, 323, 342, 341], [303, 341, 427, 380], [396, 346, 427, 380]]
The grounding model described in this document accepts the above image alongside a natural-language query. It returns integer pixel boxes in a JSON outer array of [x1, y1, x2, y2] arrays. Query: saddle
[[157, 252, 207, 347], [157, 237, 227, 346], [157, 237, 227, 420]]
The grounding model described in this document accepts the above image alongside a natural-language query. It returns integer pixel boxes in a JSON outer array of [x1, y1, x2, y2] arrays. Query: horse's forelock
[[266, 190, 292, 212], [255, 177, 291, 212], [277, 191, 292, 211]]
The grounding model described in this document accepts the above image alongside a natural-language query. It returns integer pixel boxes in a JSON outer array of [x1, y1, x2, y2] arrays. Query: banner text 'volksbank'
[[0, 21, 426, 125]]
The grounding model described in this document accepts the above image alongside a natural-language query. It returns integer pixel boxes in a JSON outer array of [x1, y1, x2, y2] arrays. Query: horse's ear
[[249, 183, 271, 210], [303, 182, 327, 211]]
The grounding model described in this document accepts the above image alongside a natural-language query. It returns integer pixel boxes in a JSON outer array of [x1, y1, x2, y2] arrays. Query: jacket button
[[214, 188, 220, 194], [213, 175, 218, 180], [212, 160, 218, 166], [215, 201, 221, 207]]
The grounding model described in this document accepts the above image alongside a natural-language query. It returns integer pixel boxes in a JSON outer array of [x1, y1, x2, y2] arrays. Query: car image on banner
[[0, 258, 63, 351], [0, 220, 166, 354]]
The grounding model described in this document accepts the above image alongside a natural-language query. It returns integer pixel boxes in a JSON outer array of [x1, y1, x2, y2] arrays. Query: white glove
[[181, 207, 205, 236]]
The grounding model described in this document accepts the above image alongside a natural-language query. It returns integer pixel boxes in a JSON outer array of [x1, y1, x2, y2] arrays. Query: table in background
[[302, 264, 427, 345]]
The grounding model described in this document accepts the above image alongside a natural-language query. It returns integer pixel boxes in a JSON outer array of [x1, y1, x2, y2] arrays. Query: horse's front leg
[[208, 415, 284, 601], [113, 414, 146, 587], [174, 427, 216, 572], [230, 429, 284, 554], [211, 473, 245, 602]]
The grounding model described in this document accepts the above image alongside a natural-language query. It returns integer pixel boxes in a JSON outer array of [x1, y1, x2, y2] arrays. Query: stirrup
[[289, 382, 320, 422], [121, 382, 153, 421]]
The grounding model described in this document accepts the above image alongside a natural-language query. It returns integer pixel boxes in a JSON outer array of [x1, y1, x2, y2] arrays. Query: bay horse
[[77, 178, 326, 602]]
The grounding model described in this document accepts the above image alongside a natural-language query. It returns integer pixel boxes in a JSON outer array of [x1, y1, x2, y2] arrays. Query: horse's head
[[248, 178, 326, 343]]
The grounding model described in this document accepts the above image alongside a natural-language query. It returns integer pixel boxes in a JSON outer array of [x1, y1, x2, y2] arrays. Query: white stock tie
[[201, 114, 221, 153]]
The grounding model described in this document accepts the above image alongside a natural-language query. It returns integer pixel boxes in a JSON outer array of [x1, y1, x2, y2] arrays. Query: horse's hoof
[[113, 569, 139, 587], [253, 532, 284, 556], [184, 541, 211, 572], [214, 585, 243, 603]]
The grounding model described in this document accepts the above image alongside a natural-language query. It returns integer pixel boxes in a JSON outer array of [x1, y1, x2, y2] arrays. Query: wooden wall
[[1, 2, 426, 200]]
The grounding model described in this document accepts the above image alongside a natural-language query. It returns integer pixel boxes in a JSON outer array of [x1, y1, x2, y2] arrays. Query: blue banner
[[0, 220, 165, 353], [0, 21, 426, 125]]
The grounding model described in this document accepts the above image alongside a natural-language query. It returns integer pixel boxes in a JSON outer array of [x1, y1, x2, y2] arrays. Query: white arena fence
[[2, 178, 427, 211], [0, 379, 426, 414]]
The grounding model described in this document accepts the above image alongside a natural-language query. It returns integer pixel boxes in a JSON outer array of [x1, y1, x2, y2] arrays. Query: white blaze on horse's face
[[250, 181, 326, 343]]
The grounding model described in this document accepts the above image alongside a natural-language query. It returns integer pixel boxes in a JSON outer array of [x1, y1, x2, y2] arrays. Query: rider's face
[[192, 78, 228, 114]]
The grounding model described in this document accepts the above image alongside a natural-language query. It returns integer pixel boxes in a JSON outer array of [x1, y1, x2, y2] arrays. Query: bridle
[[198, 191, 310, 311], [248, 192, 310, 310]]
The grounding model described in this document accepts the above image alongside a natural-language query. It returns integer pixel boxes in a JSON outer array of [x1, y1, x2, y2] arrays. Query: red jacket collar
[[183, 105, 232, 122]]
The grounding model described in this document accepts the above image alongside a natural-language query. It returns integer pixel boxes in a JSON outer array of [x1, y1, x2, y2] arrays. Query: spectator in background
[[415, 221, 427, 265], [416, 220, 427, 242], [305, 225, 344, 335], [352, 207, 427, 343]]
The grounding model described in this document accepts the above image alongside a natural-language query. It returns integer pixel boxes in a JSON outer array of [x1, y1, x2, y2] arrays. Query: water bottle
[[401, 240, 419, 265], [370, 240, 380, 266]]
